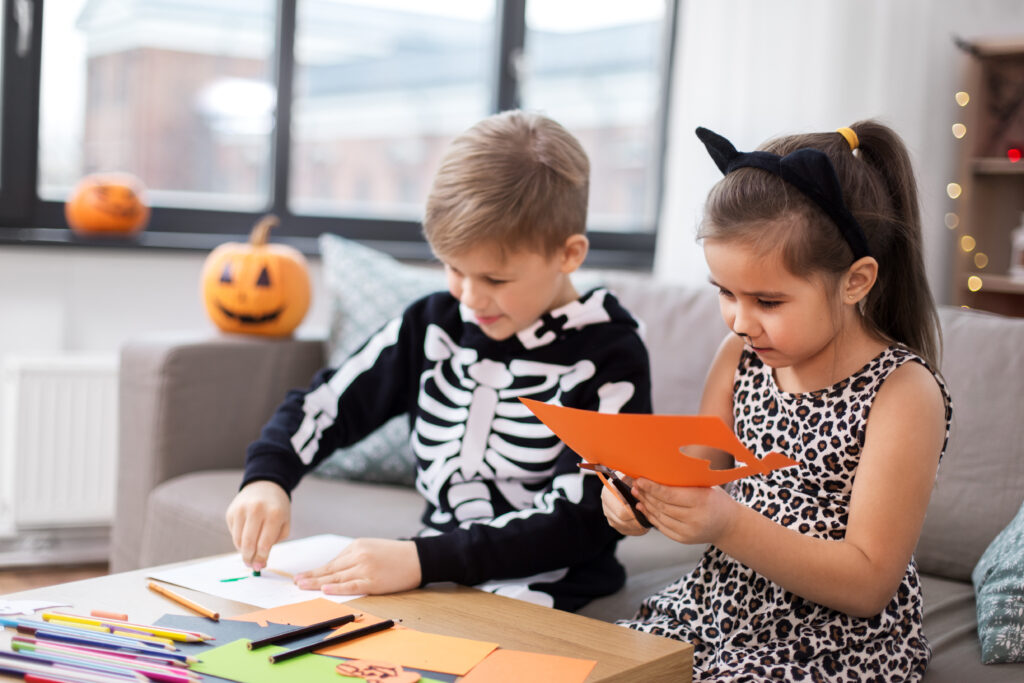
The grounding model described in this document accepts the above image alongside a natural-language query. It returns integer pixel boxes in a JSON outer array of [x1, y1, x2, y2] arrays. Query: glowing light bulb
[[944, 213, 960, 229], [960, 235, 976, 252], [947, 183, 962, 199], [955, 91, 970, 106], [974, 252, 989, 269], [967, 275, 983, 292], [952, 123, 967, 139], [1009, 148, 1022, 163]]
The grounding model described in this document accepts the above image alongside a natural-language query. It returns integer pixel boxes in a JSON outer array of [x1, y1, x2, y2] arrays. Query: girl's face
[[704, 233, 843, 378]]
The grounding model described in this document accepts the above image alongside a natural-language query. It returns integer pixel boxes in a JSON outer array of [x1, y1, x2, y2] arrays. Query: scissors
[[578, 462, 652, 528]]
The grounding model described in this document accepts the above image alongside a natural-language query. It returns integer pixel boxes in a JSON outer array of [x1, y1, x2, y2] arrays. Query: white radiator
[[0, 354, 119, 532]]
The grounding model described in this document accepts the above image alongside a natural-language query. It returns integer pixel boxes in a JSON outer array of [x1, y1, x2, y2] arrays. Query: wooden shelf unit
[[951, 37, 1024, 317]]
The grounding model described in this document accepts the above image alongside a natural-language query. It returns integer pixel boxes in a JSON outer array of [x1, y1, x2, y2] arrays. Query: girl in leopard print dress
[[605, 122, 952, 682]]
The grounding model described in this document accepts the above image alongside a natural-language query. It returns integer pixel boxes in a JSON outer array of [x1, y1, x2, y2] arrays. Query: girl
[[605, 121, 952, 681]]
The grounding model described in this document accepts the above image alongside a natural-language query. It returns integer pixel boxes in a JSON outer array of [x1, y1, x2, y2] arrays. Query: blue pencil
[[1, 617, 175, 652]]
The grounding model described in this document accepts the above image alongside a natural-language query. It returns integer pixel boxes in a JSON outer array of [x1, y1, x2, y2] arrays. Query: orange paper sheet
[[521, 398, 799, 486], [459, 649, 596, 683], [231, 598, 498, 676]]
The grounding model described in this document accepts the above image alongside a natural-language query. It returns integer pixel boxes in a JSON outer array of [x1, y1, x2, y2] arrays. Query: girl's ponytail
[[848, 121, 940, 368]]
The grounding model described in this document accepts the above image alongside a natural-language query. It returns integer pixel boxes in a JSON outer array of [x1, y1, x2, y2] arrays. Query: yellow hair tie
[[837, 127, 859, 151]]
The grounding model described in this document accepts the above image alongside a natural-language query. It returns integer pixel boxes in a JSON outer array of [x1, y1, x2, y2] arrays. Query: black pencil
[[268, 619, 396, 663], [247, 614, 357, 650]]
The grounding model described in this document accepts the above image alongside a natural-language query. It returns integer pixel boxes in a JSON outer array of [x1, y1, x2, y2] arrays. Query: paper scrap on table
[[192, 638, 448, 683], [148, 534, 361, 608], [459, 648, 597, 683], [336, 659, 421, 683], [520, 398, 800, 487], [0, 599, 70, 616]]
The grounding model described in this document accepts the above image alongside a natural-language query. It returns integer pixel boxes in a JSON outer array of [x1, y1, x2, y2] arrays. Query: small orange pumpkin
[[65, 172, 150, 235], [200, 215, 311, 337]]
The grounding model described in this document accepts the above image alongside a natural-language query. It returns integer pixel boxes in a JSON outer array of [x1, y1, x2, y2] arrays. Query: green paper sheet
[[191, 638, 446, 683]]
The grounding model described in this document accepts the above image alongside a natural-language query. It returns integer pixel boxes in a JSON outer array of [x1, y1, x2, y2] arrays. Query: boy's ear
[[559, 234, 589, 273], [843, 256, 878, 305]]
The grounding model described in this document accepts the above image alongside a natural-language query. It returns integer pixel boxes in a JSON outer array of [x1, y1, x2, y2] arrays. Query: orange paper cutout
[[459, 648, 596, 683], [231, 597, 363, 629], [521, 398, 799, 486], [336, 659, 420, 683]]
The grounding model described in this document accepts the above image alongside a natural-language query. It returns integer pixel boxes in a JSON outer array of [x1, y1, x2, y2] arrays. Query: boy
[[226, 110, 652, 611]]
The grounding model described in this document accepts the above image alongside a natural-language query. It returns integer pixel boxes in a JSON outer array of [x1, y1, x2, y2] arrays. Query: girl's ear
[[559, 234, 589, 273], [843, 256, 879, 305]]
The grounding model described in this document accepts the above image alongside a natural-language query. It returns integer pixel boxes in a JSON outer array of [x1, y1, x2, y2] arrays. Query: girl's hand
[[601, 480, 649, 536], [294, 538, 422, 596], [633, 479, 739, 545], [225, 480, 292, 572]]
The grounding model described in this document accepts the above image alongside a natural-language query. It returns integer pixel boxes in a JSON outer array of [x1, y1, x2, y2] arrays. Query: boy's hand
[[601, 478, 649, 536], [633, 479, 738, 545], [225, 480, 291, 572], [294, 538, 421, 596]]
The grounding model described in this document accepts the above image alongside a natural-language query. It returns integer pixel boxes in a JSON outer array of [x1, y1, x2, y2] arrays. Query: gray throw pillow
[[973, 499, 1024, 664]]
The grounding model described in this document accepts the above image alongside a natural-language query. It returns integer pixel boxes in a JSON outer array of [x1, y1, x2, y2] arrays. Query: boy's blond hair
[[423, 110, 589, 259]]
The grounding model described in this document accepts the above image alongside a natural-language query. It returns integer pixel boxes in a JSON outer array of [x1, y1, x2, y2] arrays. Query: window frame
[[0, 0, 675, 269]]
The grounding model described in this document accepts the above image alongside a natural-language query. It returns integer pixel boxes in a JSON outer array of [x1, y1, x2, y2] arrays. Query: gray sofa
[[113, 272, 1024, 682]]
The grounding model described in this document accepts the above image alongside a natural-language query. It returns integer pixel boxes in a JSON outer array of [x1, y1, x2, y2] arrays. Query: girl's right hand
[[225, 480, 291, 572], [601, 479, 649, 536]]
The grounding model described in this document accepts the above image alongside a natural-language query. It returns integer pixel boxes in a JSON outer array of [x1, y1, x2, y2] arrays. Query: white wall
[[655, 0, 1024, 305], [0, 246, 329, 361]]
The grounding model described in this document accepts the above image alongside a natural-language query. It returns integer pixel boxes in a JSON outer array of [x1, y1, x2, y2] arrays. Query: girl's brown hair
[[699, 120, 940, 367], [423, 110, 589, 259]]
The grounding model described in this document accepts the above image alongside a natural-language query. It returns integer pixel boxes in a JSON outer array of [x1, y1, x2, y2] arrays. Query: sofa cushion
[[916, 308, 1024, 581], [972, 500, 1024, 663], [140, 470, 425, 568], [315, 233, 444, 486]]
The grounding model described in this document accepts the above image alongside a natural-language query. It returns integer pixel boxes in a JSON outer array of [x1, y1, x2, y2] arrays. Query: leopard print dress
[[621, 345, 952, 682]]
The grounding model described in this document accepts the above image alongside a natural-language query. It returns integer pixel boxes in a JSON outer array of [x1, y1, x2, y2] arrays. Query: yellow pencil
[[146, 581, 220, 621], [42, 612, 211, 642], [40, 619, 110, 635]]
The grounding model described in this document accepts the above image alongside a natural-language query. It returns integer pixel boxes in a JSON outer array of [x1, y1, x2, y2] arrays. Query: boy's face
[[440, 238, 584, 341]]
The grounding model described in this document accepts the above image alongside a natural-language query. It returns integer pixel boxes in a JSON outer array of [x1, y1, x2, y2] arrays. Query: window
[[0, 0, 677, 267]]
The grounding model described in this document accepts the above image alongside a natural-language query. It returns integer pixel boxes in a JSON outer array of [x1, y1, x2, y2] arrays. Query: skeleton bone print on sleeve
[[413, 323, 617, 527]]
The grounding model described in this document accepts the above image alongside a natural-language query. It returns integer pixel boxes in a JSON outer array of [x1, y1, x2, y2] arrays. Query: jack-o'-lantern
[[65, 172, 150, 235], [200, 215, 311, 337]]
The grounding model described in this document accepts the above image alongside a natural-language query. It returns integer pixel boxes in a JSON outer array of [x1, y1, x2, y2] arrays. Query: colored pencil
[[146, 581, 220, 621], [42, 612, 211, 642], [11, 639, 199, 683], [247, 613, 357, 649], [3, 617, 176, 652], [0, 652, 144, 682], [11, 638, 196, 668], [268, 619, 396, 663]]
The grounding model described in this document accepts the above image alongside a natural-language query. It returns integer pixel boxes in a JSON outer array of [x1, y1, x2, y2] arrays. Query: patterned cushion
[[311, 233, 444, 486], [972, 501, 1024, 663]]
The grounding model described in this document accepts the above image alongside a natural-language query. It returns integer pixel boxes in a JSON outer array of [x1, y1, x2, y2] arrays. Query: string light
[[1009, 148, 1022, 163], [947, 183, 962, 199], [967, 275, 983, 292], [952, 123, 967, 139], [945, 212, 960, 229], [955, 91, 970, 106], [974, 252, 989, 269], [960, 235, 976, 252]]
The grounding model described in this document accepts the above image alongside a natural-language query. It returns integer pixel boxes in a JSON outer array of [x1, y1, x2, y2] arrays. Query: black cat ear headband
[[695, 126, 872, 260]]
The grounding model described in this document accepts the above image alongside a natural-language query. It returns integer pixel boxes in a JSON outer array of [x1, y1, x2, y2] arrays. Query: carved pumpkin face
[[201, 216, 311, 337], [65, 172, 150, 235]]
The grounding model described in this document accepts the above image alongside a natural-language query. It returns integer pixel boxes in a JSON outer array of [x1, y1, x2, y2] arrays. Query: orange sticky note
[[521, 398, 799, 487], [460, 649, 596, 683], [319, 627, 498, 676], [232, 597, 363, 628]]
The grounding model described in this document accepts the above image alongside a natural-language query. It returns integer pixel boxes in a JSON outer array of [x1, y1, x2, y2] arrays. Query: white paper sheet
[[148, 534, 361, 608], [0, 599, 71, 616]]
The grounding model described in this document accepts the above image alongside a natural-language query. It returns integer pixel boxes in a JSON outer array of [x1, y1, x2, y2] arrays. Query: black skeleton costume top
[[242, 288, 652, 611]]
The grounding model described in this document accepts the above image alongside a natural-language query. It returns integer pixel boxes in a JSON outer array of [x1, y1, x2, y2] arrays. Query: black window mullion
[[269, 0, 297, 222], [491, 0, 525, 113], [0, 0, 43, 225]]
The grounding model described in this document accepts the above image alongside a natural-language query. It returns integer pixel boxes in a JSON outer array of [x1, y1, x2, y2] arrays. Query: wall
[[655, 0, 1024, 305]]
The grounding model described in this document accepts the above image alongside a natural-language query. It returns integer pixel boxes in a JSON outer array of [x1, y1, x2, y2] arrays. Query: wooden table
[[0, 563, 692, 682]]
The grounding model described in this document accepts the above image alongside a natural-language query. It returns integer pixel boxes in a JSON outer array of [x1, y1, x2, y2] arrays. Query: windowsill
[[0, 227, 655, 270]]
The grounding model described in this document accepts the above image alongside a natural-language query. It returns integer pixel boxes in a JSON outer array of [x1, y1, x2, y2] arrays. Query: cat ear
[[695, 127, 739, 175]]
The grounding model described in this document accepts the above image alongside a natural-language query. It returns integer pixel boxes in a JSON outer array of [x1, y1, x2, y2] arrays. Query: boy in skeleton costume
[[226, 111, 652, 612]]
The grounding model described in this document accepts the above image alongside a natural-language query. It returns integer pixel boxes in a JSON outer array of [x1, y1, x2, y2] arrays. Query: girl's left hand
[[633, 479, 739, 545], [294, 538, 422, 595]]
